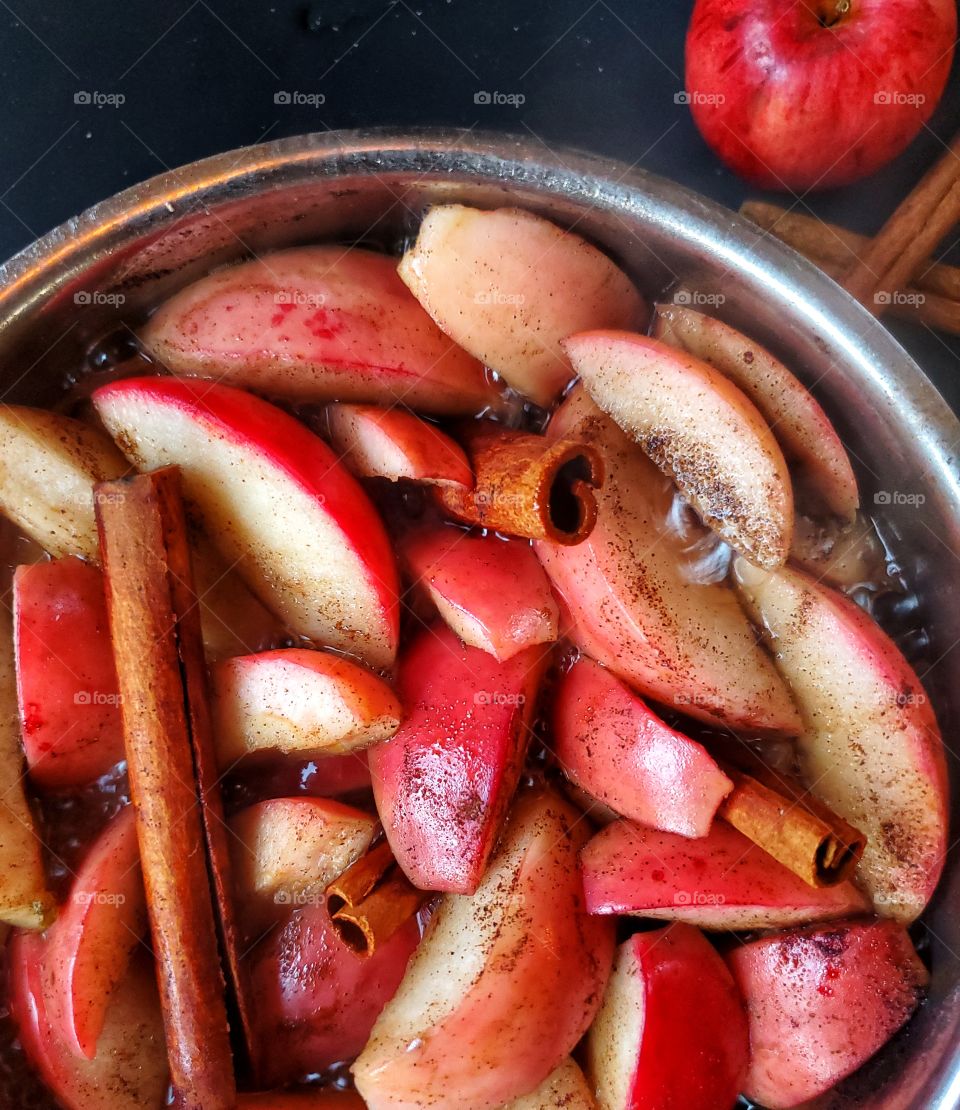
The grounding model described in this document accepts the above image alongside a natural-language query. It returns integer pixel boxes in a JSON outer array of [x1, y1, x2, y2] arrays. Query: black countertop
[[3, 0, 960, 411]]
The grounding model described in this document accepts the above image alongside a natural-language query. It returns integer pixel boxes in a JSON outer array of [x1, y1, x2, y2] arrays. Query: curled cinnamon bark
[[435, 423, 603, 544]]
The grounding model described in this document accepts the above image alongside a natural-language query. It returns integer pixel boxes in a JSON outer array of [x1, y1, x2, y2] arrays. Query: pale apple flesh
[[726, 919, 929, 1108], [654, 302, 858, 522], [582, 818, 870, 930], [553, 657, 732, 837], [398, 205, 647, 407], [734, 557, 948, 923], [536, 386, 800, 735], [353, 789, 616, 1110], [586, 923, 748, 1110], [93, 377, 400, 669], [401, 524, 559, 661], [565, 330, 794, 568], [211, 648, 402, 765], [141, 245, 498, 415], [504, 1057, 596, 1109], [323, 403, 473, 487]]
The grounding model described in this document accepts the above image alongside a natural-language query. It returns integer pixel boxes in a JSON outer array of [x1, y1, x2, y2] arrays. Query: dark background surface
[[2, 0, 960, 409]]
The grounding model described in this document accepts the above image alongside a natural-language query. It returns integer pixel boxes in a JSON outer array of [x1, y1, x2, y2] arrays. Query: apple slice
[[369, 624, 548, 893], [249, 902, 420, 1084], [353, 789, 616, 1109], [141, 245, 498, 415], [10, 933, 168, 1110], [654, 303, 858, 521], [93, 377, 400, 668], [323, 403, 473, 487], [726, 919, 929, 1109], [211, 648, 402, 765], [587, 924, 748, 1110], [0, 406, 127, 561], [398, 205, 646, 407], [734, 558, 948, 922], [44, 806, 148, 1059], [506, 1058, 595, 1109], [13, 558, 126, 790], [229, 796, 376, 909], [239, 1093, 366, 1109], [401, 524, 559, 661], [553, 657, 732, 837], [566, 330, 793, 567], [582, 818, 870, 929], [536, 387, 800, 735]]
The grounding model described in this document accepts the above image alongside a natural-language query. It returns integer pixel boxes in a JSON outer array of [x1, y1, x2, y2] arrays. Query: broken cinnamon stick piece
[[718, 766, 865, 888], [326, 840, 429, 956], [434, 423, 604, 544], [96, 467, 236, 1110]]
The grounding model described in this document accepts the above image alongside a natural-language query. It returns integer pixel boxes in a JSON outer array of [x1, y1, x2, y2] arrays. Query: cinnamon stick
[[435, 424, 603, 544], [96, 468, 236, 1109], [326, 840, 428, 956]]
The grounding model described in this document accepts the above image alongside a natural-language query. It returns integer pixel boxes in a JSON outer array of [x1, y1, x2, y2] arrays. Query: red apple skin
[[553, 657, 732, 837], [726, 919, 929, 1109], [401, 525, 560, 661], [587, 924, 748, 1110], [248, 903, 420, 1085], [370, 624, 548, 893], [685, 0, 956, 190], [13, 559, 125, 791], [582, 818, 870, 930]]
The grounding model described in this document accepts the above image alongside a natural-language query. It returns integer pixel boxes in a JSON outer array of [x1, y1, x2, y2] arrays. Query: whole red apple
[[685, 0, 956, 190]]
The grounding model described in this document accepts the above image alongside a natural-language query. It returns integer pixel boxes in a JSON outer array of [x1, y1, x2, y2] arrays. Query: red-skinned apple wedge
[[211, 648, 402, 764], [582, 818, 870, 929], [141, 246, 498, 415], [726, 919, 929, 1108], [535, 387, 800, 735], [553, 657, 732, 837], [248, 903, 420, 1085], [565, 330, 793, 567], [398, 205, 646, 407], [369, 624, 548, 893], [401, 524, 559, 661], [587, 924, 748, 1110], [93, 377, 400, 668], [13, 559, 126, 790], [353, 789, 615, 1110], [734, 557, 948, 922], [654, 303, 858, 521], [323, 403, 473, 488], [685, 0, 956, 190], [44, 806, 147, 1059]]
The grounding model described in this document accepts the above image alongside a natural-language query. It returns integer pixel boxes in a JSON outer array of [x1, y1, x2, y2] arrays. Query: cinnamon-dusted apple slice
[[726, 919, 929, 1109], [141, 245, 498, 415], [14, 559, 126, 790], [93, 377, 399, 668], [229, 797, 376, 909], [353, 789, 615, 1110], [401, 524, 559, 661], [553, 657, 732, 837], [211, 649, 401, 765], [324, 403, 473, 488], [586, 924, 748, 1110], [399, 205, 646, 407], [734, 558, 947, 922], [0, 406, 127, 561], [369, 624, 548, 893], [536, 387, 800, 735], [582, 819, 869, 929], [565, 330, 793, 568], [45, 806, 148, 1059], [506, 1058, 595, 1109], [655, 303, 858, 521]]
